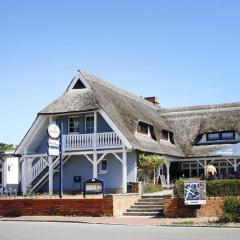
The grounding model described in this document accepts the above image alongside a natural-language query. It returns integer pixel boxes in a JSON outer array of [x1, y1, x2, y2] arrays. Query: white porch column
[[93, 152, 98, 179], [21, 157, 28, 195], [122, 149, 127, 194], [92, 111, 98, 179], [204, 160, 208, 177], [165, 159, 171, 185], [234, 159, 237, 172], [48, 156, 53, 195]]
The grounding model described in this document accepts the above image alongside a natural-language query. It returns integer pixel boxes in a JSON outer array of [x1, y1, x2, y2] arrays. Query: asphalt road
[[0, 221, 239, 240]]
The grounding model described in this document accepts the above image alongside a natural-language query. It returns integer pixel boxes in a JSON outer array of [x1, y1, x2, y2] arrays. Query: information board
[[184, 181, 206, 205]]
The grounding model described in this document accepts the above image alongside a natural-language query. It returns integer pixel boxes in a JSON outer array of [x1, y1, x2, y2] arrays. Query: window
[[207, 132, 220, 141], [137, 122, 149, 135], [222, 131, 235, 140], [161, 130, 169, 140], [99, 160, 108, 174], [161, 130, 174, 144], [207, 131, 235, 142], [73, 79, 86, 89], [85, 115, 94, 133], [136, 121, 156, 140], [69, 116, 80, 133]]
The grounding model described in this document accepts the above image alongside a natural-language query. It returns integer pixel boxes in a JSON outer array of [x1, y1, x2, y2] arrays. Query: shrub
[[174, 179, 240, 198], [219, 198, 240, 222], [143, 184, 163, 193], [206, 180, 240, 197]]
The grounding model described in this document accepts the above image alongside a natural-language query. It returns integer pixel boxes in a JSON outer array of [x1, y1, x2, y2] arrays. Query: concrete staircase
[[123, 195, 164, 217]]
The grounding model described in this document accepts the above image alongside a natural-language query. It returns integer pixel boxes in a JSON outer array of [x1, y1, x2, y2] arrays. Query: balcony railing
[[62, 132, 122, 151]]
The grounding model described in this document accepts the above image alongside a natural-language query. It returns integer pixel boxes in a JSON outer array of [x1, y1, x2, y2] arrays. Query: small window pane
[[207, 133, 220, 141], [101, 160, 108, 171], [69, 117, 80, 133], [85, 115, 94, 133], [137, 122, 148, 135], [161, 130, 169, 140], [222, 131, 234, 140]]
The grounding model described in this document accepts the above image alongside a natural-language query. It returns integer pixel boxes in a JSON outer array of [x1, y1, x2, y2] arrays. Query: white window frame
[[85, 114, 94, 134], [98, 159, 108, 174], [68, 116, 80, 134]]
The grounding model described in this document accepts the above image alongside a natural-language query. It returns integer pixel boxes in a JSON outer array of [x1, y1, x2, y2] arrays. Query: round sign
[[47, 124, 61, 139]]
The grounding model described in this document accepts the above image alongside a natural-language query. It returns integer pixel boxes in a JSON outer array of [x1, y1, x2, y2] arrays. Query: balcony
[[62, 132, 123, 151]]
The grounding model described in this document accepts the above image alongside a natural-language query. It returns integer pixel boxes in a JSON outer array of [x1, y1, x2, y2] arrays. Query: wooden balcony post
[[122, 149, 127, 194], [165, 159, 171, 185]]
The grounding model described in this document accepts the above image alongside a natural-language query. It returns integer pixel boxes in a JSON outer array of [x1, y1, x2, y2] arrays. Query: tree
[[138, 154, 165, 185], [0, 143, 15, 152]]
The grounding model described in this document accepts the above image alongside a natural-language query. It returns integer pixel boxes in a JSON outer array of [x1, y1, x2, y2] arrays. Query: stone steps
[[127, 208, 163, 213], [123, 211, 162, 216], [131, 205, 163, 209], [123, 195, 165, 217]]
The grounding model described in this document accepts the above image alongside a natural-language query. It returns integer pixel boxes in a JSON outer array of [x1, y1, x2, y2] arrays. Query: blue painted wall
[[127, 151, 137, 182], [40, 151, 137, 193]]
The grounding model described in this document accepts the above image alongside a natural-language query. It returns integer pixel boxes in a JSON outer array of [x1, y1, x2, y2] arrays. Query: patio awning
[[209, 143, 240, 157]]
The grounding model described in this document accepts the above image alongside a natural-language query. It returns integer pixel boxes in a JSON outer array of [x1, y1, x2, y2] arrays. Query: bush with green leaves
[[219, 198, 240, 222], [174, 179, 240, 198], [138, 154, 165, 184]]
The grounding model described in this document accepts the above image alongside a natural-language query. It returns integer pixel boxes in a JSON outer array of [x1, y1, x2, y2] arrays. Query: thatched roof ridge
[[161, 102, 240, 116]]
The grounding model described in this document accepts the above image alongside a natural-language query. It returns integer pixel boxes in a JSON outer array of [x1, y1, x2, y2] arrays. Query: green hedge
[[219, 198, 240, 222], [174, 179, 240, 198]]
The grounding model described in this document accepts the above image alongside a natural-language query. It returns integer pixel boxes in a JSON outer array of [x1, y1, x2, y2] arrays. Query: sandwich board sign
[[184, 181, 206, 205], [47, 123, 60, 157]]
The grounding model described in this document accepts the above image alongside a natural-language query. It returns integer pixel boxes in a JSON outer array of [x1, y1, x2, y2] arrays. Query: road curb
[[0, 219, 239, 228]]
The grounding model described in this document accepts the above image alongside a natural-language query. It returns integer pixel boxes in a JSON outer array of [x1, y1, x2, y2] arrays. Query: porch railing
[[63, 132, 122, 151]]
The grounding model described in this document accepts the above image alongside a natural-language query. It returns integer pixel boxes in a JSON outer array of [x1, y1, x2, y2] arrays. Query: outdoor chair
[[160, 175, 173, 189]]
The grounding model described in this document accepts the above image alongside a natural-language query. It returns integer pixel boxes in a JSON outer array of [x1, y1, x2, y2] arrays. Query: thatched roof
[[40, 88, 99, 114], [40, 71, 183, 157], [161, 103, 240, 157], [39, 70, 240, 158]]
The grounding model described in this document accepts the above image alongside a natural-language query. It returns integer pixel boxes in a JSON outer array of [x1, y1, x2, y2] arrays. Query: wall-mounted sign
[[48, 123, 61, 157], [184, 181, 206, 205], [47, 124, 61, 139], [48, 148, 60, 156], [48, 139, 60, 148]]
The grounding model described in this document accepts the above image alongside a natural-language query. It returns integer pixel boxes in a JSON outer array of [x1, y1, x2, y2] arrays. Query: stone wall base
[[164, 196, 240, 218]]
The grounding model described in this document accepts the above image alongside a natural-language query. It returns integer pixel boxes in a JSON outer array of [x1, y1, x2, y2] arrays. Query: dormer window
[[207, 131, 235, 142], [161, 130, 174, 144], [136, 121, 156, 140], [137, 122, 149, 135]]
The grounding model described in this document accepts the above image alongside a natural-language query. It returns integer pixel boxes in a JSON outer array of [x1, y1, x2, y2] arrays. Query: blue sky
[[1, 0, 240, 145]]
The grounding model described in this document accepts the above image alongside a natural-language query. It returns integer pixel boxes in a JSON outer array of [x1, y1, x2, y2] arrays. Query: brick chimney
[[144, 96, 159, 107]]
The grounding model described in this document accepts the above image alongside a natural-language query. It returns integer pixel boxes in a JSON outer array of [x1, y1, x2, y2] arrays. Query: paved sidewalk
[[0, 215, 219, 226]]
